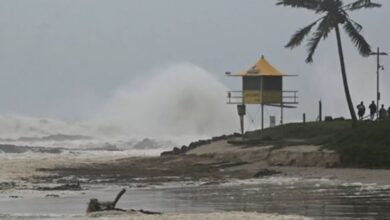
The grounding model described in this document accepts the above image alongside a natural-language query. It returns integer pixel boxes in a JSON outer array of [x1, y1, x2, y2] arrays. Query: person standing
[[379, 105, 387, 120], [357, 101, 366, 120], [388, 107, 390, 119], [369, 101, 377, 120]]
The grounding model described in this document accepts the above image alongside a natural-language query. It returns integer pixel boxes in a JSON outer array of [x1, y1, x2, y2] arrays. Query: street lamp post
[[370, 47, 387, 119]]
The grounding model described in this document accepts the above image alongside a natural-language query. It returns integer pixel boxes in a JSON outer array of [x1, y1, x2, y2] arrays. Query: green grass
[[325, 120, 390, 168], [244, 120, 390, 168]]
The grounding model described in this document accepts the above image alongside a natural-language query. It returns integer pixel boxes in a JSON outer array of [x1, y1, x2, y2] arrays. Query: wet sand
[[2, 152, 390, 190], [1, 153, 390, 219], [85, 211, 311, 220], [274, 166, 390, 185], [1, 139, 390, 220]]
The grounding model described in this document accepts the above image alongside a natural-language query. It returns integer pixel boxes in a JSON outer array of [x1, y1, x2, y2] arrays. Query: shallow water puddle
[[0, 178, 390, 219]]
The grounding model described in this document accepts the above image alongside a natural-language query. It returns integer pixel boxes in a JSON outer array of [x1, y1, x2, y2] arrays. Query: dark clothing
[[357, 104, 366, 119], [388, 108, 390, 118], [379, 107, 387, 120], [369, 103, 377, 114], [369, 103, 377, 120]]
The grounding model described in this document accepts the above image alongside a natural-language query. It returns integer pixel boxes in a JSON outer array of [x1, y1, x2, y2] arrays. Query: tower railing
[[227, 90, 298, 107]]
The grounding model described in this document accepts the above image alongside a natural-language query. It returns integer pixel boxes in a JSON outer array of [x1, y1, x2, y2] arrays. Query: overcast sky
[[0, 0, 389, 124]]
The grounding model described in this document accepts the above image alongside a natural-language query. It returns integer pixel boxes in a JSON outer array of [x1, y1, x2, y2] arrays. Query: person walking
[[379, 105, 387, 120], [357, 101, 366, 120], [369, 101, 377, 120]]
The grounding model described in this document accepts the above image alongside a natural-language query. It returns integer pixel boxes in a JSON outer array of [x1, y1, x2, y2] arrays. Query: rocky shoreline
[[160, 133, 241, 156]]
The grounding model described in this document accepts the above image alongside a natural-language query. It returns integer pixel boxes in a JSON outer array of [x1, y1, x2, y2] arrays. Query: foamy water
[[0, 63, 238, 143], [0, 212, 312, 220], [1, 176, 390, 219], [0, 64, 242, 161], [85, 212, 312, 220]]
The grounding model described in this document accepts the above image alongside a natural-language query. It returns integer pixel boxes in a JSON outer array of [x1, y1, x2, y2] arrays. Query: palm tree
[[276, 0, 381, 124]]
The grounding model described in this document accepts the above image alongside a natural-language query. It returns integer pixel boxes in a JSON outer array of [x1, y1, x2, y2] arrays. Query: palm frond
[[276, 0, 320, 11], [343, 20, 371, 56], [349, 19, 363, 32], [285, 20, 320, 49], [305, 31, 323, 63], [344, 0, 381, 11], [305, 17, 333, 63], [318, 15, 333, 39]]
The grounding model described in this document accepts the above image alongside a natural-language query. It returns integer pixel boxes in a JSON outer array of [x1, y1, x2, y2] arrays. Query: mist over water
[[95, 63, 237, 138], [0, 63, 238, 148]]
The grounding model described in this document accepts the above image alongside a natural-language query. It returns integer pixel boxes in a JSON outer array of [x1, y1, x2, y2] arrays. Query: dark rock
[[160, 132, 243, 157], [232, 133, 241, 137], [36, 182, 82, 191], [201, 181, 223, 186], [211, 135, 227, 141], [0, 182, 16, 190], [253, 169, 282, 178], [172, 147, 182, 154], [160, 151, 172, 157], [136, 209, 162, 215], [188, 142, 197, 149], [45, 194, 60, 198], [0, 144, 63, 154], [17, 134, 92, 142], [160, 147, 183, 157], [89, 143, 120, 151], [188, 139, 211, 150], [9, 195, 22, 199], [181, 145, 188, 152]]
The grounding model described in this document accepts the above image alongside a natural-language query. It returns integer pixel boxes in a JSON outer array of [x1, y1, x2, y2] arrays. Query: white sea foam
[[94, 63, 238, 139], [0, 63, 238, 155], [219, 177, 303, 187]]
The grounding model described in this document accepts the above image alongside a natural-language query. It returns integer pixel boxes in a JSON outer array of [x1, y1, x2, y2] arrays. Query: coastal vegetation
[[245, 119, 390, 168]]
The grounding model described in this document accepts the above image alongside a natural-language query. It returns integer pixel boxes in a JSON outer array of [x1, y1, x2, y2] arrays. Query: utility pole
[[370, 47, 387, 119]]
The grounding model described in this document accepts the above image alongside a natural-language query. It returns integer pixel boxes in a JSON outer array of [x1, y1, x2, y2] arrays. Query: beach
[[1, 139, 390, 219]]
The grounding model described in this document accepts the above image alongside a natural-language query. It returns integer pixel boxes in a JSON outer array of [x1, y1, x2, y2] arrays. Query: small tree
[[276, 0, 381, 124]]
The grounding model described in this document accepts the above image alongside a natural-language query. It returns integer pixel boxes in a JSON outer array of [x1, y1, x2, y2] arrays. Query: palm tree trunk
[[335, 25, 357, 125]]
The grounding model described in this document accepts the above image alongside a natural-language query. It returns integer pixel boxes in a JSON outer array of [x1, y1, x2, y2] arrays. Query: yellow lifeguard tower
[[226, 55, 298, 135]]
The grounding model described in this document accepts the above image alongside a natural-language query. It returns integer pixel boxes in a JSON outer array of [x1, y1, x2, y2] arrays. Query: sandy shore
[[0, 154, 127, 182], [1, 141, 390, 188], [1, 141, 390, 219]]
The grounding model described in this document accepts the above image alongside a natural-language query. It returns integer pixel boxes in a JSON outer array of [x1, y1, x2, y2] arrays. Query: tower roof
[[239, 55, 285, 76]]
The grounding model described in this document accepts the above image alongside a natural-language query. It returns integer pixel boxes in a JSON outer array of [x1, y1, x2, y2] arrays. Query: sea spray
[[95, 63, 238, 138], [0, 63, 238, 152]]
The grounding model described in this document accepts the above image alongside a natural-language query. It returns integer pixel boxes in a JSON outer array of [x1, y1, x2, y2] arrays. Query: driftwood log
[[87, 188, 127, 213], [87, 189, 161, 215]]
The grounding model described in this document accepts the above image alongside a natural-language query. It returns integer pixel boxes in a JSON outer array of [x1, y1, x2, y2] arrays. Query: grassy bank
[[244, 120, 390, 168]]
